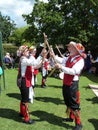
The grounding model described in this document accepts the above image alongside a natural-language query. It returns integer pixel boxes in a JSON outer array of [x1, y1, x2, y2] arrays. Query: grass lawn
[[0, 69, 98, 130]]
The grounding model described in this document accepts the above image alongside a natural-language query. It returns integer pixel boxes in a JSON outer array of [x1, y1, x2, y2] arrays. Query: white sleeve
[[61, 58, 84, 75], [21, 56, 42, 66], [55, 55, 68, 64], [62, 57, 68, 66]]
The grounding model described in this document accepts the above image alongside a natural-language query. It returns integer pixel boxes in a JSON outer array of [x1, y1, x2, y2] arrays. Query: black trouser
[[62, 81, 80, 110], [19, 78, 29, 103]]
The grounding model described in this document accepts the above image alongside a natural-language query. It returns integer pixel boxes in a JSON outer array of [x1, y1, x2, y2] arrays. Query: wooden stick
[[56, 45, 64, 58], [43, 33, 50, 51], [48, 67, 56, 77], [43, 33, 56, 62], [43, 33, 57, 76]]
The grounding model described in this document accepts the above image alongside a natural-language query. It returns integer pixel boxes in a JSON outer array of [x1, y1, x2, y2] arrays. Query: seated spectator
[[90, 55, 98, 75], [10, 53, 15, 69], [4, 53, 12, 69], [85, 50, 93, 73]]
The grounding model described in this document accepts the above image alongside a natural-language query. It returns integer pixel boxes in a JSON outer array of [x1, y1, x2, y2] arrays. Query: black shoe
[[73, 124, 83, 130], [23, 119, 35, 124], [62, 118, 73, 122], [41, 85, 46, 88], [19, 113, 24, 117]]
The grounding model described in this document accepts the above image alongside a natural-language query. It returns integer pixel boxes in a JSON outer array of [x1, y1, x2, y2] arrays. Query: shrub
[[2, 43, 18, 56]]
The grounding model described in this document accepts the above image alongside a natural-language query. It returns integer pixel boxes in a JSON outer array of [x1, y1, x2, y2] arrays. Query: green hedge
[[2, 44, 18, 56]]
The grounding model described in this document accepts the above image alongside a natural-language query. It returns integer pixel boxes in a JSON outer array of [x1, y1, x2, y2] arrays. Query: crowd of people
[[15, 39, 88, 130], [3, 52, 15, 69]]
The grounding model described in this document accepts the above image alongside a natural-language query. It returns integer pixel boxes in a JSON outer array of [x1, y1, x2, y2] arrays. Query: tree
[[23, 0, 98, 48], [9, 27, 28, 46], [0, 12, 16, 42], [22, 23, 39, 43]]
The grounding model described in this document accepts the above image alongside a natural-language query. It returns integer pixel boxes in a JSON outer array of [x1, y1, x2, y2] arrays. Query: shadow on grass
[[83, 85, 91, 90], [35, 84, 62, 89], [0, 108, 23, 123], [48, 85, 62, 88], [34, 85, 41, 88], [31, 110, 74, 129], [86, 97, 98, 104], [82, 72, 98, 83], [35, 96, 64, 105], [88, 118, 98, 130], [6, 93, 21, 100]]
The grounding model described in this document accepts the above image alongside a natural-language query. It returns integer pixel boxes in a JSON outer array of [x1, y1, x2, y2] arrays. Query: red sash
[[17, 60, 32, 87], [25, 66, 32, 87], [44, 61, 49, 70], [34, 69, 39, 75]]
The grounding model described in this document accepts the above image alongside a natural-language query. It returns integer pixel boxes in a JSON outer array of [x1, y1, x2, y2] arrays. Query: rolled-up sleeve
[[61, 58, 84, 75], [55, 55, 68, 64], [21, 56, 42, 66]]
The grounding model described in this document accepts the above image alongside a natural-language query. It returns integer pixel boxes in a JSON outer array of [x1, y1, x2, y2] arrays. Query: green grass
[[0, 69, 98, 130]]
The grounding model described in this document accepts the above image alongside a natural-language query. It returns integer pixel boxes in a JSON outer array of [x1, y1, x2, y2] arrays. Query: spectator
[[91, 55, 98, 75], [4, 53, 12, 69], [10, 53, 15, 69], [85, 50, 93, 73]]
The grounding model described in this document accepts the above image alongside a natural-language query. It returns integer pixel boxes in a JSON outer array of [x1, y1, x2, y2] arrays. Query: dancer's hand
[[55, 63, 62, 69]]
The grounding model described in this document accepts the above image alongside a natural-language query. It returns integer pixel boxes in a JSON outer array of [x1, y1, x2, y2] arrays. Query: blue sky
[[0, 0, 48, 28]]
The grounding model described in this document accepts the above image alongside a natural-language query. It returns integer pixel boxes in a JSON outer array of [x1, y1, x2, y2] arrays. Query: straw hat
[[67, 41, 85, 57], [17, 45, 28, 57], [29, 46, 36, 51], [19, 45, 28, 52]]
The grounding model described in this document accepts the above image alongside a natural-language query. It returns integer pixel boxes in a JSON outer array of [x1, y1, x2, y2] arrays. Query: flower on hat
[[76, 43, 85, 53], [75, 43, 86, 58]]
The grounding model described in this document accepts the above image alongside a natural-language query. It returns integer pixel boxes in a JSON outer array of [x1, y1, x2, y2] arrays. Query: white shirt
[[55, 55, 84, 81], [20, 55, 42, 77]]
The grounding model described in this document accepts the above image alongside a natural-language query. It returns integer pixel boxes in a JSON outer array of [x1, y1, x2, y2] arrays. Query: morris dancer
[[41, 49, 49, 88], [29, 46, 39, 88], [29, 46, 39, 103], [50, 41, 86, 130], [17, 45, 45, 124]]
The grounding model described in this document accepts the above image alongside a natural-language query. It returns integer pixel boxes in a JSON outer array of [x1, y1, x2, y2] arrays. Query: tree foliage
[[23, 0, 98, 48], [9, 26, 31, 46], [22, 24, 38, 43], [0, 12, 16, 42]]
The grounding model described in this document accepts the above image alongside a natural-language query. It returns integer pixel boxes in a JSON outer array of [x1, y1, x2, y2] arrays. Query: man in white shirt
[[50, 41, 86, 130], [17, 45, 45, 124]]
